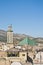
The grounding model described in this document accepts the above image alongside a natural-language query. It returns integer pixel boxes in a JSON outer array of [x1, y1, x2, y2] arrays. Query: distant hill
[[0, 30, 43, 44], [0, 30, 7, 42]]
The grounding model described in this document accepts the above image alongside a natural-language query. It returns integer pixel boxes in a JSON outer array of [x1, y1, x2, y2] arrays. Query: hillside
[[0, 30, 43, 44]]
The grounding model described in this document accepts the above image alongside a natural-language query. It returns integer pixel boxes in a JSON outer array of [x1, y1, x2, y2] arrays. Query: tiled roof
[[18, 37, 36, 46]]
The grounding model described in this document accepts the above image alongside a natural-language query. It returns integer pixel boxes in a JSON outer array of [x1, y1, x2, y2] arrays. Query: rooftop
[[18, 37, 36, 46]]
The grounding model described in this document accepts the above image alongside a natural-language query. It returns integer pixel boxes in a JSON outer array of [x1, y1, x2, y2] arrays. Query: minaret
[[7, 25, 13, 44]]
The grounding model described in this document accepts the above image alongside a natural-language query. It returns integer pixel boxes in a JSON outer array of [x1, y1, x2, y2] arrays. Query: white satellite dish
[[11, 62, 22, 65]]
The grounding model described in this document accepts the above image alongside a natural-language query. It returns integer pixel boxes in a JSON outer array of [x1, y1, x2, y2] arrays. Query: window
[[22, 54, 25, 56]]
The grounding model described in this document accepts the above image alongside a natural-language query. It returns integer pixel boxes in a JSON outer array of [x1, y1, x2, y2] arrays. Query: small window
[[22, 54, 25, 56]]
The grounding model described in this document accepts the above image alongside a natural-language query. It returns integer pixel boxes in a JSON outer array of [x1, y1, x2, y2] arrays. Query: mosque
[[0, 25, 43, 65]]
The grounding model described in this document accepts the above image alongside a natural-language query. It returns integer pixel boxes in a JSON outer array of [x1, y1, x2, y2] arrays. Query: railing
[[8, 57, 21, 62]]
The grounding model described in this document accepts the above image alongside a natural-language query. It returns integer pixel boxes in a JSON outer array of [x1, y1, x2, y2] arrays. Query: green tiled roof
[[18, 37, 36, 46]]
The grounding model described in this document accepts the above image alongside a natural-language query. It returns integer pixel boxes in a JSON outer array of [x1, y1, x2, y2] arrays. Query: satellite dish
[[11, 62, 22, 65]]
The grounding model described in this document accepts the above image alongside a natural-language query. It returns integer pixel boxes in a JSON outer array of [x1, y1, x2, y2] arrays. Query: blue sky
[[0, 0, 43, 37]]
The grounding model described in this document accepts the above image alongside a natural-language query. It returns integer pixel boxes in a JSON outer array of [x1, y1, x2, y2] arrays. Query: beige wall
[[0, 58, 6, 65], [0, 51, 7, 57], [6, 60, 11, 65], [6, 43, 14, 49], [19, 51, 27, 62], [0, 58, 10, 65], [8, 57, 21, 62], [0, 51, 27, 65]]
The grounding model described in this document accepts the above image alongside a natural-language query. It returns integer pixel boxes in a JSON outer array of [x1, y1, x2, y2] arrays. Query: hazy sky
[[0, 0, 43, 37]]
